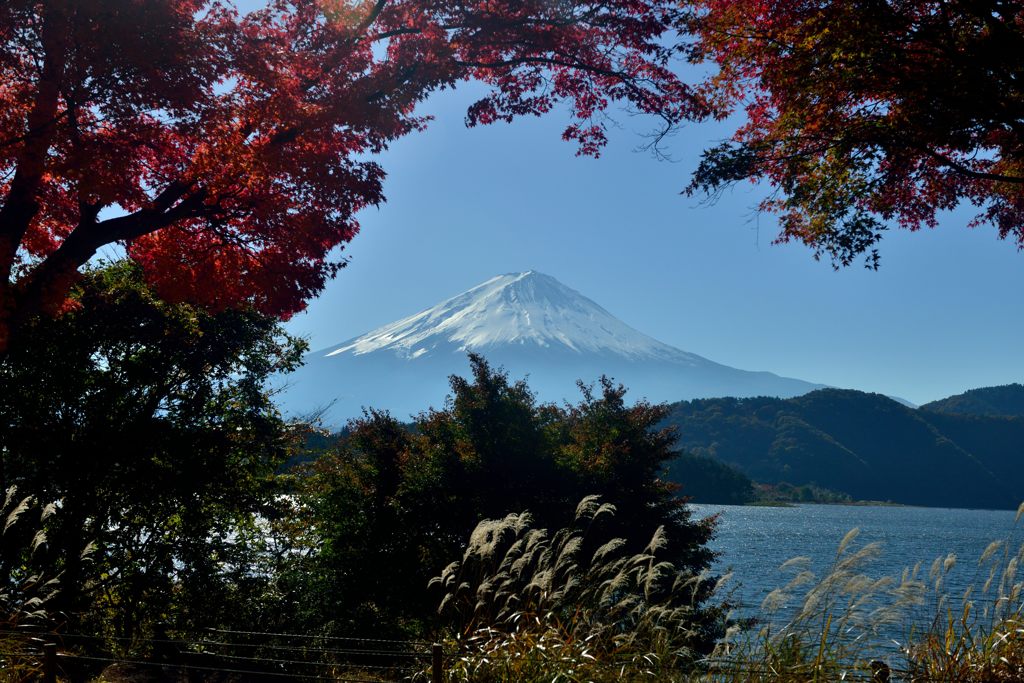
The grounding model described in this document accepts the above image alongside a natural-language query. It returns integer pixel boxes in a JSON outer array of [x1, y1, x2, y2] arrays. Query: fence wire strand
[[63, 652, 400, 682], [0, 627, 433, 683], [204, 627, 430, 646]]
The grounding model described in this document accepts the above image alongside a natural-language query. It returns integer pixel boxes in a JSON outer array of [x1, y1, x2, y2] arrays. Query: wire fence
[[1, 624, 1020, 682], [0, 627, 444, 682], [695, 657, 931, 682]]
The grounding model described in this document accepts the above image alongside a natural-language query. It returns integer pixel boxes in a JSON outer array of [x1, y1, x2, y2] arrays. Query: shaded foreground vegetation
[[0, 264, 1021, 681], [437, 511, 1024, 683], [0, 264, 724, 678]]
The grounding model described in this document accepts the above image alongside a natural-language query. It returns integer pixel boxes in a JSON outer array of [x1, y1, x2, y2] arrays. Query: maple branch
[[454, 55, 627, 82], [0, 5, 68, 283], [13, 186, 208, 326], [924, 149, 1024, 185], [454, 52, 677, 123], [356, 0, 389, 34], [0, 111, 69, 150], [369, 9, 613, 43], [368, 26, 421, 42]]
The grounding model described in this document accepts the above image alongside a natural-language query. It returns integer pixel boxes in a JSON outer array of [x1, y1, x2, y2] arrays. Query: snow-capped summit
[[324, 271, 699, 363], [280, 272, 825, 424]]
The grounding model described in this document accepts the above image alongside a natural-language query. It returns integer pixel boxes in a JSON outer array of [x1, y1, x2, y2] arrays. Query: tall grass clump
[[0, 486, 62, 681], [702, 527, 927, 682], [429, 495, 730, 682], [899, 502, 1024, 682], [700, 504, 1024, 683]]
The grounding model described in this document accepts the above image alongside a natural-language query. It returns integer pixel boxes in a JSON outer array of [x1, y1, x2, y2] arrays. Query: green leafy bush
[[289, 355, 719, 640], [0, 261, 305, 645]]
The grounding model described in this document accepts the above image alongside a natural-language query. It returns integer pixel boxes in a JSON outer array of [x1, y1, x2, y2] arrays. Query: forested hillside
[[663, 389, 1024, 509]]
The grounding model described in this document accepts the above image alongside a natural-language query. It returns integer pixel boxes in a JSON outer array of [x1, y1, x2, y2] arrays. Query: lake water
[[687, 503, 1023, 650]]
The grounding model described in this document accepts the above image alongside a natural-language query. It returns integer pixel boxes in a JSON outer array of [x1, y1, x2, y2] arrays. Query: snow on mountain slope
[[323, 271, 701, 363], [280, 272, 825, 424]]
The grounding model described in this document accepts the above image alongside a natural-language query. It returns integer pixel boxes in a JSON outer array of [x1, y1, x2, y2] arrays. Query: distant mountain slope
[[921, 383, 1024, 417], [278, 272, 824, 424], [663, 389, 1024, 509]]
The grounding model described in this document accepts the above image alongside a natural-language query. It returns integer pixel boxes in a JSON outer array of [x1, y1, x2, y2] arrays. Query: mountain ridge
[[662, 388, 1024, 509], [921, 383, 1024, 417]]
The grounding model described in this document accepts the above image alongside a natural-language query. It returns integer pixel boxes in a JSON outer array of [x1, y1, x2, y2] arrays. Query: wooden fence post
[[431, 643, 443, 683], [42, 642, 57, 683]]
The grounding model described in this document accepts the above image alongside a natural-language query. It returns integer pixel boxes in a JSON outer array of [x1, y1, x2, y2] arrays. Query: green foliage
[[663, 389, 1024, 509], [287, 354, 719, 640], [0, 261, 306, 643], [281, 409, 434, 638], [6, 271, 1024, 681]]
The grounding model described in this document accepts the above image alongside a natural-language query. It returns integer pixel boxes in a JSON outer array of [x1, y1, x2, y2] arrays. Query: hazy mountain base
[[663, 389, 1024, 509], [283, 345, 824, 426]]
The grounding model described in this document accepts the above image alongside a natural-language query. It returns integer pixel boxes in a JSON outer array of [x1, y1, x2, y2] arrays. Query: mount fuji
[[278, 271, 825, 424]]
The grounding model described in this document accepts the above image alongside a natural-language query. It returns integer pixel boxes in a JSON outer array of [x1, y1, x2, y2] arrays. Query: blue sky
[[284, 82, 1024, 406]]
